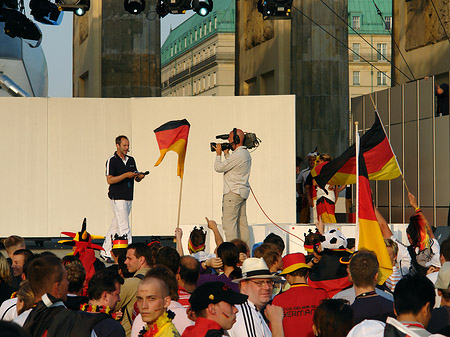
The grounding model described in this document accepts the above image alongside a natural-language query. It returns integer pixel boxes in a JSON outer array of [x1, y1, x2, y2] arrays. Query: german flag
[[316, 197, 337, 223], [313, 114, 400, 190], [357, 142, 392, 284], [154, 119, 190, 178]]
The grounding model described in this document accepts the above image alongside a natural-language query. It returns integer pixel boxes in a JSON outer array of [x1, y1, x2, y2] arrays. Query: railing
[[349, 53, 392, 62]]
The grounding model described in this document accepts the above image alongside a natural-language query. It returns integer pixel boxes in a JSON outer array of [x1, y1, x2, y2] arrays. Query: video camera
[[210, 132, 261, 152]]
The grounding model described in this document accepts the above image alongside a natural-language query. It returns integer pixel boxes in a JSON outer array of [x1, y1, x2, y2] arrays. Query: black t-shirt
[[106, 153, 138, 200], [428, 306, 450, 335], [351, 294, 394, 324], [93, 317, 126, 337]]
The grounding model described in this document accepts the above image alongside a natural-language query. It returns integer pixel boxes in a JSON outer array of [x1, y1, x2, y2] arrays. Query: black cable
[[429, 0, 450, 44], [318, 0, 412, 82], [371, 0, 416, 81], [291, 5, 399, 86]]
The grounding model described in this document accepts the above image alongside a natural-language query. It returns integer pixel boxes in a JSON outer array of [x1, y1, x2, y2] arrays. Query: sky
[[39, 10, 193, 97]]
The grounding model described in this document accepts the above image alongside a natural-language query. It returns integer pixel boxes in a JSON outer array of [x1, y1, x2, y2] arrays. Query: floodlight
[[192, 0, 212, 16], [0, 8, 42, 46], [29, 0, 63, 25], [56, 0, 90, 16], [124, 0, 145, 14]]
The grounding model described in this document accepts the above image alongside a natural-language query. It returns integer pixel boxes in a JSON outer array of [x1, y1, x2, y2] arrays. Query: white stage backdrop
[[0, 95, 296, 237]]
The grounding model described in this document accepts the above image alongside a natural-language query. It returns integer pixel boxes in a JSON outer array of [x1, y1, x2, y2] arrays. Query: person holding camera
[[213, 128, 252, 246]]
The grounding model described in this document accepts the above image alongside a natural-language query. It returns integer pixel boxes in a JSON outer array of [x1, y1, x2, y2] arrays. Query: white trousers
[[102, 199, 133, 257]]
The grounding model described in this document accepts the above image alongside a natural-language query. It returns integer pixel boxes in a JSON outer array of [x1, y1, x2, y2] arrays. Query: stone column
[[101, 1, 161, 97], [291, 0, 349, 158]]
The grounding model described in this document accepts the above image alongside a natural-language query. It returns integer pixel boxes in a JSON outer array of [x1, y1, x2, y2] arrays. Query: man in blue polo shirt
[[101, 135, 146, 262]]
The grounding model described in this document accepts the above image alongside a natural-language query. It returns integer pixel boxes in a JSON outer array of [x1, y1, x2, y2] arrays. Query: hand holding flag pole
[[153, 119, 190, 228]]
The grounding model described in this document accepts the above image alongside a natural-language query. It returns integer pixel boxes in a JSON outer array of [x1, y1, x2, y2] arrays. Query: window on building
[[208, 74, 211, 88], [352, 43, 360, 61], [352, 16, 360, 30], [204, 24, 207, 35], [384, 16, 392, 30], [171, 47, 173, 56], [175, 44, 177, 54], [197, 80, 200, 93], [190, 34, 192, 43], [209, 21, 212, 32], [377, 71, 387, 85], [202, 77, 205, 91], [213, 72, 217, 86], [183, 86, 185, 96], [353, 71, 360, 86], [184, 37, 187, 47], [195, 30, 197, 41], [213, 44, 216, 54], [199, 27, 202, 38], [193, 81, 196, 95], [214, 17, 217, 29], [377, 43, 387, 61], [193, 55, 196, 65]]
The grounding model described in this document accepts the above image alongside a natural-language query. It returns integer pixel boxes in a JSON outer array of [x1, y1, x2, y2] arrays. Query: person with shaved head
[[136, 276, 179, 337]]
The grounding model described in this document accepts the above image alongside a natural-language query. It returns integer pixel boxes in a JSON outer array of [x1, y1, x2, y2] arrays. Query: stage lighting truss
[[124, 0, 145, 15], [29, 0, 63, 25], [257, 0, 292, 20], [55, 0, 90, 16], [192, 0, 212, 17]]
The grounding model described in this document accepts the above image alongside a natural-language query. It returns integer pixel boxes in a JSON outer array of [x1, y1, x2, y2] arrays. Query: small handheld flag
[[154, 119, 190, 178]]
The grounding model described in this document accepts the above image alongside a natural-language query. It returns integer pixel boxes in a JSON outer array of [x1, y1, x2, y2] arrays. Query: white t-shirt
[[0, 297, 17, 321]]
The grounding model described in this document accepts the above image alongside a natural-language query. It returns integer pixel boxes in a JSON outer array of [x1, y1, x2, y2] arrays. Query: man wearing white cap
[[228, 258, 285, 337]]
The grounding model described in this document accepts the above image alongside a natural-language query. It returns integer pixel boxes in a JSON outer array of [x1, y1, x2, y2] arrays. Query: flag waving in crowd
[[154, 119, 190, 178], [356, 132, 393, 284], [312, 114, 400, 190]]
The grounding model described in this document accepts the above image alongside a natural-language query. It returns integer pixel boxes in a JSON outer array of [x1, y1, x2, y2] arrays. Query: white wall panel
[[0, 95, 296, 237]]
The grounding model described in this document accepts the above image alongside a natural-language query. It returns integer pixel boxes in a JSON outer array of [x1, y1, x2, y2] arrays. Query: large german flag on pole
[[356, 132, 392, 284], [312, 114, 400, 190], [154, 119, 190, 179]]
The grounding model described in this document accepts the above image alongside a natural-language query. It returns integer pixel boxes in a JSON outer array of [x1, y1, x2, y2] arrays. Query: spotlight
[[56, 0, 90, 16], [0, 8, 42, 46], [192, 0, 212, 17], [124, 0, 145, 14], [156, 0, 169, 17], [29, 0, 63, 25], [257, 0, 292, 20]]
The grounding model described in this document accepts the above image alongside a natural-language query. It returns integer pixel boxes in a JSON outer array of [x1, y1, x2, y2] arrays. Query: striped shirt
[[228, 300, 271, 337]]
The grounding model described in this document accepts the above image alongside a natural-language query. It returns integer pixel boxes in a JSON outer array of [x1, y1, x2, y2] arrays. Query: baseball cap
[[189, 281, 248, 311]]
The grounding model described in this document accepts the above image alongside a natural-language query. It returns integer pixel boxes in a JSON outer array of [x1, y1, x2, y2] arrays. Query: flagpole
[[176, 177, 184, 229], [355, 121, 360, 249], [368, 93, 410, 194]]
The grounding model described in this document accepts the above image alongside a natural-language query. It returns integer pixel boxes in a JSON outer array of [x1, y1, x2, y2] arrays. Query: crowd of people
[[0, 132, 449, 337], [0, 195, 449, 337]]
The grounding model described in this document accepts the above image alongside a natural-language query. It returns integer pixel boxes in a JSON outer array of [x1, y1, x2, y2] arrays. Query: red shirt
[[178, 286, 191, 309], [272, 284, 328, 337], [181, 317, 223, 337]]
